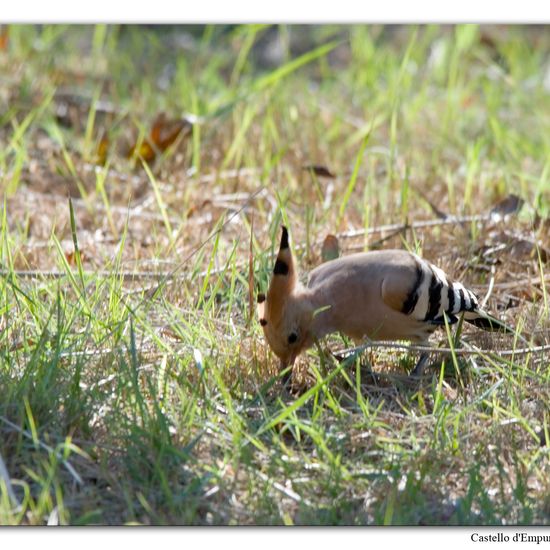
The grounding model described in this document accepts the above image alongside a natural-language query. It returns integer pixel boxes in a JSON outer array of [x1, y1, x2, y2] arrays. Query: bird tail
[[464, 310, 515, 334]]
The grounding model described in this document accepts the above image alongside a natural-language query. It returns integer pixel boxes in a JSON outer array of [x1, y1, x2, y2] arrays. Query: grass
[[0, 24, 549, 525]]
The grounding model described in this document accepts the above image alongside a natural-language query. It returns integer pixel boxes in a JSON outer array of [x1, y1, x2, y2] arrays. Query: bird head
[[257, 226, 314, 369]]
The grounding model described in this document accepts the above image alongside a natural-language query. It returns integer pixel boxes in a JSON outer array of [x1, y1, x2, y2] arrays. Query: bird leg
[[411, 351, 430, 377], [280, 368, 293, 388], [279, 359, 295, 389]]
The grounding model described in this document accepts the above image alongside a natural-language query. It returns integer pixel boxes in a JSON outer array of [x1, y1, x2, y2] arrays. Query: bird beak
[[280, 355, 297, 387]]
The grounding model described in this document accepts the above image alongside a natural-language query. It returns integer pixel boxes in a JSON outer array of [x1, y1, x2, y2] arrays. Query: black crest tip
[[280, 226, 289, 250]]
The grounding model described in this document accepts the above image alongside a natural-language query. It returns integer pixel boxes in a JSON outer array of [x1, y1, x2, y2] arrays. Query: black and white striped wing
[[402, 255, 479, 325]]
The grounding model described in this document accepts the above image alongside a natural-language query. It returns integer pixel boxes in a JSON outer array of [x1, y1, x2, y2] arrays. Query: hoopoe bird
[[257, 226, 513, 378]]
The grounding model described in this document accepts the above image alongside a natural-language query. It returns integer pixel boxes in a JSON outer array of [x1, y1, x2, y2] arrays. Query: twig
[[256, 470, 310, 506], [335, 213, 490, 241], [336, 340, 550, 358], [1, 262, 255, 285], [0, 269, 175, 281], [345, 226, 408, 251], [487, 273, 550, 290], [480, 264, 496, 310]]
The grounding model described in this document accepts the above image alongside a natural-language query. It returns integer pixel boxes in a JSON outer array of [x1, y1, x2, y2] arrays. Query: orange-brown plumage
[[258, 226, 513, 377]]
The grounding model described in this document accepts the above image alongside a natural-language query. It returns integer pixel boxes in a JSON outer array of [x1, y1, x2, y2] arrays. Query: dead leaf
[[11, 338, 36, 351], [490, 194, 524, 221], [321, 234, 340, 262], [186, 199, 213, 218], [482, 231, 549, 264], [0, 26, 8, 51], [534, 213, 550, 233], [65, 249, 87, 266], [303, 164, 336, 179], [128, 113, 192, 163], [95, 133, 109, 166], [509, 239, 549, 263], [460, 95, 475, 109]]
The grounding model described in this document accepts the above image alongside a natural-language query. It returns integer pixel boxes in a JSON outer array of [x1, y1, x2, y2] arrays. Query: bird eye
[[287, 332, 298, 344]]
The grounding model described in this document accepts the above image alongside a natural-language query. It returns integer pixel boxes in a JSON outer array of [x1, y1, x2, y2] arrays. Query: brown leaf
[[534, 213, 550, 233], [186, 199, 213, 218], [128, 113, 192, 163], [11, 338, 36, 351], [65, 249, 87, 266], [128, 140, 155, 163], [460, 95, 475, 109], [490, 194, 524, 221], [509, 239, 549, 263], [303, 164, 336, 179], [0, 25, 8, 50], [95, 133, 109, 166], [321, 234, 340, 262]]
